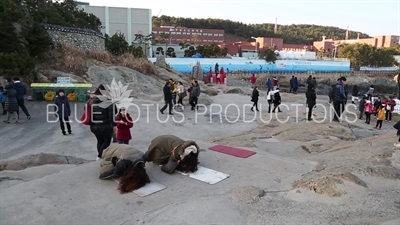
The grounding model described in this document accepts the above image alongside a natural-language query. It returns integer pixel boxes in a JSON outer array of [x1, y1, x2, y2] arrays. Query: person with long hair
[[99, 144, 150, 194], [143, 135, 200, 174], [250, 86, 259, 112], [90, 84, 118, 161], [178, 81, 187, 108]]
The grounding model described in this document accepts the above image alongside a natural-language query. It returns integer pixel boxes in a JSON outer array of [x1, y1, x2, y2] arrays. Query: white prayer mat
[[175, 166, 230, 184], [113, 178, 166, 197]]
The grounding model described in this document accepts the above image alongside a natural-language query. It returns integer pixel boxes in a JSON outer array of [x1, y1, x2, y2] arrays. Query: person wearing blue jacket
[[266, 78, 273, 91], [54, 90, 71, 135], [292, 77, 299, 94], [12, 78, 31, 120], [0, 86, 6, 115]]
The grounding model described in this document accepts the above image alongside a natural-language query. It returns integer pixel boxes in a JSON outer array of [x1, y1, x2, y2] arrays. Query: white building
[[76, 2, 152, 55]]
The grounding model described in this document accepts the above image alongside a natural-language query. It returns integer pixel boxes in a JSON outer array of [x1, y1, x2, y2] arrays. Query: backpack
[[179, 89, 187, 98]]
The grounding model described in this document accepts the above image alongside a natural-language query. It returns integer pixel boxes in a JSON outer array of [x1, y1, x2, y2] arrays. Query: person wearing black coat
[[160, 81, 173, 115], [90, 85, 118, 160], [54, 90, 72, 135], [3, 80, 19, 124], [272, 89, 282, 113], [250, 86, 259, 112], [351, 85, 359, 104], [306, 84, 317, 121], [358, 96, 366, 119], [13, 77, 31, 119]]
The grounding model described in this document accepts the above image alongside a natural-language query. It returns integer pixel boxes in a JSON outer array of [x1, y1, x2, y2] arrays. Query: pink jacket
[[364, 103, 373, 113], [250, 74, 256, 84]]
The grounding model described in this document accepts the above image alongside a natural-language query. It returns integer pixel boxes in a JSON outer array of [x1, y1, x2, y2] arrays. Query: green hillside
[[152, 15, 371, 45]]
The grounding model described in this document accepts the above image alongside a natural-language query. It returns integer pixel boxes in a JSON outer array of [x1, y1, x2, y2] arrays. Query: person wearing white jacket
[[266, 89, 279, 113], [177, 81, 186, 106]]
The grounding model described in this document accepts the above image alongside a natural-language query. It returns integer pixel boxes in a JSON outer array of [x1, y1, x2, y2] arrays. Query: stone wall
[[42, 24, 105, 52]]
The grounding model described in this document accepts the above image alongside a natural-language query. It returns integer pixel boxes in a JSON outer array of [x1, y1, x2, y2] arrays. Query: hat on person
[[366, 100, 371, 103]]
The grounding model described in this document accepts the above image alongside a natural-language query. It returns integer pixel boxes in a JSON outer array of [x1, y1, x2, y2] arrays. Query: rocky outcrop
[[155, 54, 167, 68], [222, 87, 245, 94], [37, 60, 219, 103], [191, 61, 203, 80]]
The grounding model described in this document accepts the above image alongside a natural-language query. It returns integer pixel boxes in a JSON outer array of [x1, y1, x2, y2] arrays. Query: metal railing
[[215, 70, 398, 78]]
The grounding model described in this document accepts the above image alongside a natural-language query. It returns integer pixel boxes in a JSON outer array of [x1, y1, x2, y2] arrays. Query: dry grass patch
[[61, 44, 87, 75], [41, 45, 156, 76], [116, 53, 156, 75], [87, 51, 111, 63]]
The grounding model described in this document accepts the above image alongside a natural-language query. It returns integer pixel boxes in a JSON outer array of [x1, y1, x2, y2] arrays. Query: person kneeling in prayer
[[99, 144, 150, 194], [144, 135, 200, 174]]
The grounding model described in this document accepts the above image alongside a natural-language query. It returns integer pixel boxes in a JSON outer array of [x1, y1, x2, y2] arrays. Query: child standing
[[358, 96, 366, 119], [375, 105, 385, 130], [364, 100, 373, 124], [115, 108, 133, 144], [54, 90, 71, 135], [0, 86, 6, 115]]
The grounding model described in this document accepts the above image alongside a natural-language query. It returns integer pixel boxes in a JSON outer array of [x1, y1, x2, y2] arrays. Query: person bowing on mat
[[99, 144, 150, 194], [143, 135, 200, 174]]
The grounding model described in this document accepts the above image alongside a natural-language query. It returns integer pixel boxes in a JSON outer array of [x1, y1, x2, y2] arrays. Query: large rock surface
[[0, 153, 91, 171], [39, 60, 221, 99]]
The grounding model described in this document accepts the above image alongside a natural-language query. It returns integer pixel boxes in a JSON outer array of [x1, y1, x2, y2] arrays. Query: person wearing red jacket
[[383, 97, 396, 122], [115, 108, 133, 144], [250, 74, 256, 87], [364, 100, 373, 124]]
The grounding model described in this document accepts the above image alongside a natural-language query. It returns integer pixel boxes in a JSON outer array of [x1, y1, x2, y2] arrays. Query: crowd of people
[[47, 84, 193, 195], [3, 74, 400, 194], [0, 78, 31, 124], [249, 75, 399, 146], [160, 78, 201, 115]]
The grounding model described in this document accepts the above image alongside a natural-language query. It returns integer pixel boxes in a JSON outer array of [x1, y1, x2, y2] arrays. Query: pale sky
[[84, 0, 400, 36]]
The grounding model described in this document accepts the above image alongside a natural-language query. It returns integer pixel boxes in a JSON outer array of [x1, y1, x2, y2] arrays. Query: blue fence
[[149, 58, 351, 74]]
